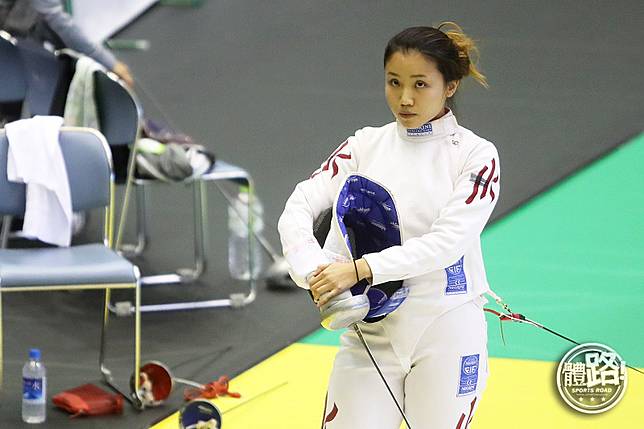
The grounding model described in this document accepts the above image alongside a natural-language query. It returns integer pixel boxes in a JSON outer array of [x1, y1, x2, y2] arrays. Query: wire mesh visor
[[336, 175, 409, 323]]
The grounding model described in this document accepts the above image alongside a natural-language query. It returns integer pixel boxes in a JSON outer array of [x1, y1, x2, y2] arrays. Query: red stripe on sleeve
[[465, 165, 488, 205], [480, 159, 496, 199], [310, 140, 350, 179], [455, 396, 477, 429], [490, 175, 499, 201]]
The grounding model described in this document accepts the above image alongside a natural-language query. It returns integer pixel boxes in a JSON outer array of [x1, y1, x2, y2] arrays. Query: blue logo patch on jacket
[[445, 256, 467, 295], [458, 354, 479, 396], [406, 122, 433, 136]]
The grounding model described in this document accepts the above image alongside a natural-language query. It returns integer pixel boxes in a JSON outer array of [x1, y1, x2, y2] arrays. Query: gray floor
[[1, 1, 643, 427]]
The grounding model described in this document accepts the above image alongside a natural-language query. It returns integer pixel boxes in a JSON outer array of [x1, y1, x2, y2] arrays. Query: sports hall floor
[[1, 1, 642, 428]]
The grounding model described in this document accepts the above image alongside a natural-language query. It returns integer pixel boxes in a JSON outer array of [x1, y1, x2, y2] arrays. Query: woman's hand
[[112, 61, 134, 88], [309, 262, 357, 307]]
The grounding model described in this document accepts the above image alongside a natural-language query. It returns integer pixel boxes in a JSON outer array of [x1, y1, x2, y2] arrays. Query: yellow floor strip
[[152, 344, 643, 428], [476, 357, 643, 429], [151, 344, 337, 428]]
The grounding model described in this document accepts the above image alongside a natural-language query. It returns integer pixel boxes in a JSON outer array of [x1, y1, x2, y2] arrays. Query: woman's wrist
[[355, 258, 372, 282]]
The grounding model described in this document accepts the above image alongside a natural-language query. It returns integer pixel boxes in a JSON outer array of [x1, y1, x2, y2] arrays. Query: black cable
[[353, 324, 413, 429]]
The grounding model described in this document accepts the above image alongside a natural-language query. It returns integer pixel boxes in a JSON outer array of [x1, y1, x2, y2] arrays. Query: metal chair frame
[[87, 60, 257, 313], [0, 127, 143, 408]]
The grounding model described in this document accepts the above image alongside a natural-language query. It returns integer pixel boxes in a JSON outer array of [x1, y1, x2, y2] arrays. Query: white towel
[[6, 116, 72, 247]]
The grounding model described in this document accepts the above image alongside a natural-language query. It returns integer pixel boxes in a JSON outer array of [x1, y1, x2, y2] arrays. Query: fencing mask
[[318, 174, 409, 329]]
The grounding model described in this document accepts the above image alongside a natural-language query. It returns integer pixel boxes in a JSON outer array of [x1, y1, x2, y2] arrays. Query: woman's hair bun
[[439, 22, 488, 88]]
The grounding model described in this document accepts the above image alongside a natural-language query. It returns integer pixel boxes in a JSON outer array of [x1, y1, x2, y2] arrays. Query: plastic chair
[[0, 32, 74, 246], [0, 31, 27, 248], [91, 67, 257, 313], [0, 127, 144, 408], [0, 31, 27, 104], [12, 37, 73, 117], [0, 30, 73, 115]]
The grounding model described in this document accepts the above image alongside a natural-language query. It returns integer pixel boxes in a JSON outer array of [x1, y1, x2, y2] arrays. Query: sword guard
[[320, 294, 370, 331]]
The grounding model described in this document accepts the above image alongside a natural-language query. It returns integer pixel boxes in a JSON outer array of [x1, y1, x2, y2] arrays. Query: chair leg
[[127, 168, 261, 313], [99, 272, 143, 409], [99, 288, 112, 384], [140, 180, 207, 285], [115, 140, 140, 251], [176, 180, 207, 281], [132, 268, 142, 406], [0, 215, 11, 248], [135, 184, 149, 255], [118, 183, 149, 257], [0, 288, 4, 390]]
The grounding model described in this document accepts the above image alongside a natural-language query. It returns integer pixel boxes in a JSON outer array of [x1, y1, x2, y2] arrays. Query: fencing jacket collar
[[396, 108, 459, 142]]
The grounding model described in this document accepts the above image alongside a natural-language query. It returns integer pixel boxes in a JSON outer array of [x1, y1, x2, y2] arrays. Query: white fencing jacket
[[278, 110, 500, 364]]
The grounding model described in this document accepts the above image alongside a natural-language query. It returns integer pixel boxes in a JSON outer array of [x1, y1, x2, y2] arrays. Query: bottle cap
[[29, 348, 41, 360]]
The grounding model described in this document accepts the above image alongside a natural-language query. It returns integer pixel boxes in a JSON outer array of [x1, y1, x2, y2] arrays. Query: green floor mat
[[485, 133, 644, 366]]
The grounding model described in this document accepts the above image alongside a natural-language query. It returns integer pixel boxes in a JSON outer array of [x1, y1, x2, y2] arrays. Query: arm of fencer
[[30, 0, 118, 69], [362, 141, 501, 286], [281, 236, 329, 288], [278, 137, 359, 289], [283, 243, 355, 289]]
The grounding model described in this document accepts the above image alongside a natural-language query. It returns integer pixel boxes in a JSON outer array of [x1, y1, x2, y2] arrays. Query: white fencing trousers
[[322, 300, 488, 429]]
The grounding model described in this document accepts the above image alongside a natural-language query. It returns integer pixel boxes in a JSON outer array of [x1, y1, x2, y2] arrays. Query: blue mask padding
[[336, 175, 409, 322]]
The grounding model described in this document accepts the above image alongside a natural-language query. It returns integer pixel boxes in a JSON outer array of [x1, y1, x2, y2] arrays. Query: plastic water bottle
[[22, 348, 46, 424], [228, 186, 263, 280]]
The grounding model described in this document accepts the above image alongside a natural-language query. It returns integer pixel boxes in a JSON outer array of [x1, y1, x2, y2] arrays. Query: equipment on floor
[[179, 399, 222, 429], [132, 361, 240, 408], [52, 383, 124, 417]]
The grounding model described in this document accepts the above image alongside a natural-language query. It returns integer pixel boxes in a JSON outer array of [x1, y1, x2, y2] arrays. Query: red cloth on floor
[[52, 383, 123, 417], [183, 376, 241, 401]]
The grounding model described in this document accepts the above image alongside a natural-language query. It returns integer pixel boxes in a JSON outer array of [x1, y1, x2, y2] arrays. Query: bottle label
[[23, 377, 44, 400]]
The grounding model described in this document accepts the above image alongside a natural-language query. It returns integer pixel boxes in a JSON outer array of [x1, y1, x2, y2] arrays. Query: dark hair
[[384, 22, 487, 88]]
